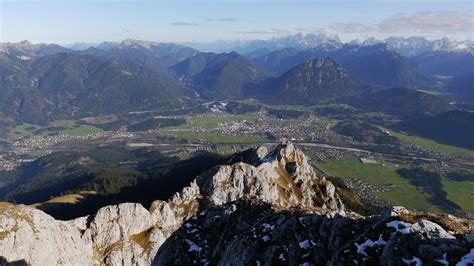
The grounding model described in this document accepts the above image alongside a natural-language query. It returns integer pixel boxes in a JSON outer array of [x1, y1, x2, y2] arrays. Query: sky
[[1, 0, 473, 44]]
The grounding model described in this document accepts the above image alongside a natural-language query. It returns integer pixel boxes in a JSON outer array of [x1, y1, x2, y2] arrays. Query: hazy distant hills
[[412, 51, 474, 76], [249, 58, 364, 104], [338, 87, 454, 118], [448, 72, 474, 101], [253, 44, 434, 88], [0, 52, 194, 124], [394, 110, 474, 149], [171, 51, 272, 99]]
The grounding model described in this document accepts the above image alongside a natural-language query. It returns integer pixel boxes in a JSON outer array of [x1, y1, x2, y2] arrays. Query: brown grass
[[131, 227, 154, 251], [398, 213, 474, 235], [29, 191, 97, 208]]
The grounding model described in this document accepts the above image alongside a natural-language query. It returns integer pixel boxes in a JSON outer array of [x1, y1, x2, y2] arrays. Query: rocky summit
[[1, 141, 473, 265]]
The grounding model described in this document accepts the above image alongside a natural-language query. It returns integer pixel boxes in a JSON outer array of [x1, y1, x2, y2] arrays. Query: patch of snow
[[262, 223, 275, 232], [355, 234, 387, 257], [188, 228, 199, 234], [279, 253, 286, 261], [256, 260, 261, 266], [299, 240, 313, 250], [456, 249, 474, 266], [435, 253, 448, 266], [185, 239, 202, 254], [17, 55, 31, 60], [386, 220, 413, 234], [402, 256, 422, 266], [184, 223, 193, 229], [261, 235, 270, 242]]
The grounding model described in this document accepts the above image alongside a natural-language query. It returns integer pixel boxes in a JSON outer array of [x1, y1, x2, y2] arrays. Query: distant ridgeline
[[1, 36, 473, 126]]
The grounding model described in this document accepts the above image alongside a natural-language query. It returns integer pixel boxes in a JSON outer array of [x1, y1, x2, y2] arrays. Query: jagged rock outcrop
[[1, 141, 473, 265], [154, 202, 474, 265], [196, 140, 343, 212]]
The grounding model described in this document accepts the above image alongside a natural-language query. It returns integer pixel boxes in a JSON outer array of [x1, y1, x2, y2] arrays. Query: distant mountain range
[[358, 37, 474, 57], [1, 36, 472, 125], [180, 33, 473, 56], [0, 40, 71, 58], [5, 34, 472, 57], [252, 43, 434, 87], [182, 32, 343, 54]]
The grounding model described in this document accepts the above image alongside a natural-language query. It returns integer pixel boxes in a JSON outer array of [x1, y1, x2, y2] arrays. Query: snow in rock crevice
[[355, 234, 387, 257], [386, 220, 413, 234], [402, 256, 423, 266]]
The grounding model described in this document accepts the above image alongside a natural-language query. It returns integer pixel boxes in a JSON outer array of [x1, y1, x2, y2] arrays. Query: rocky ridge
[[0, 141, 473, 265]]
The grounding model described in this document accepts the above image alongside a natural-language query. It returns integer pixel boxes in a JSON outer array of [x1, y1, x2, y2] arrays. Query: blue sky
[[1, 0, 473, 44]]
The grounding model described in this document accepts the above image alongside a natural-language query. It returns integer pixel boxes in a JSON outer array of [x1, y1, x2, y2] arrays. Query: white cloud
[[377, 11, 473, 34]]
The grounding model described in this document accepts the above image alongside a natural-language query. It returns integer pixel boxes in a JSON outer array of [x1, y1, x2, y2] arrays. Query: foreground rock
[[154, 202, 473, 265], [0, 141, 473, 265]]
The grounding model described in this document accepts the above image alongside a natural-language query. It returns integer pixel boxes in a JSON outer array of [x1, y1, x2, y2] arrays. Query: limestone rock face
[[197, 163, 279, 207], [197, 140, 344, 212], [0, 205, 92, 265]]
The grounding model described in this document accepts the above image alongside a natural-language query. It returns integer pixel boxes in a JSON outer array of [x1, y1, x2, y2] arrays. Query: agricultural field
[[48, 120, 103, 136], [317, 156, 447, 213], [160, 114, 266, 143], [442, 175, 474, 214], [7, 120, 104, 140]]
